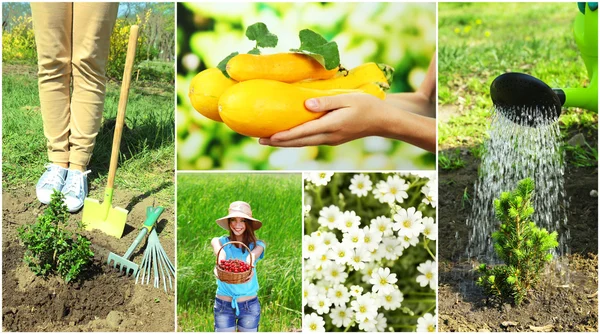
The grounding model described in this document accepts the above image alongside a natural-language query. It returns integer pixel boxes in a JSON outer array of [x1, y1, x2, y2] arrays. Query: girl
[[211, 201, 266, 332]]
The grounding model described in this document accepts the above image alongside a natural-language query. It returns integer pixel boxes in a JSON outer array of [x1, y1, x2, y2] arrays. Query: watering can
[[490, 2, 598, 127]]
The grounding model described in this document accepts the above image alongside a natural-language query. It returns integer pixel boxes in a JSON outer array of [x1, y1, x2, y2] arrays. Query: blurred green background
[[177, 2, 436, 170], [177, 173, 302, 331]]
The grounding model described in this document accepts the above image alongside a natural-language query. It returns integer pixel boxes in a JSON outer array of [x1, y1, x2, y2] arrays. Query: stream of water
[[466, 106, 570, 264]]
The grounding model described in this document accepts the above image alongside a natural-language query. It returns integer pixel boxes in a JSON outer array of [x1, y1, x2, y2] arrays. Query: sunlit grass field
[[177, 173, 302, 331]]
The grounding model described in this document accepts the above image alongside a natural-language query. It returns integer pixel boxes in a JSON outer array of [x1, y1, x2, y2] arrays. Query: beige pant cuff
[[69, 151, 92, 168], [48, 151, 70, 164]]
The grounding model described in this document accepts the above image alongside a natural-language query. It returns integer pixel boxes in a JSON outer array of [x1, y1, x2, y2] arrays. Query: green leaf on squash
[[246, 22, 278, 48], [291, 29, 340, 70], [217, 52, 239, 78]]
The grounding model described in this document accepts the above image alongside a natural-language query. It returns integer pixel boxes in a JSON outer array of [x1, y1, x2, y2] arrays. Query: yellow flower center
[[359, 306, 366, 313], [308, 245, 315, 251], [403, 220, 411, 228], [339, 251, 345, 257], [332, 271, 338, 277], [428, 325, 435, 332], [365, 236, 371, 243], [358, 183, 364, 189], [380, 278, 387, 285], [336, 291, 342, 297], [426, 273, 433, 279], [310, 324, 317, 331], [390, 187, 397, 194], [346, 221, 353, 227], [319, 301, 324, 307], [352, 237, 359, 242], [386, 295, 392, 302], [340, 311, 346, 317]]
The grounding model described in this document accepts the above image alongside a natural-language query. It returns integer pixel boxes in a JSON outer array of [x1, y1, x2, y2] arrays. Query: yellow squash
[[294, 62, 392, 90], [189, 68, 237, 122], [218, 79, 385, 138], [226, 53, 338, 83]]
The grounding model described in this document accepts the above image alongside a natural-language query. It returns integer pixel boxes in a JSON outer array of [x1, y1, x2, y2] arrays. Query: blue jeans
[[214, 297, 261, 332]]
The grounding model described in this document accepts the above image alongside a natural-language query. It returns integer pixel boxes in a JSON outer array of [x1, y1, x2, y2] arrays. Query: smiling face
[[229, 217, 248, 236]]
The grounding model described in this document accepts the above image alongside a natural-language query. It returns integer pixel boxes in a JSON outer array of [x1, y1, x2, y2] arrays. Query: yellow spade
[[83, 26, 139, 238]]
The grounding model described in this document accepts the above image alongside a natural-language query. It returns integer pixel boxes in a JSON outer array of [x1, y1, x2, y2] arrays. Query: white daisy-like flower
[[327, 283, 351, 306], [421, 182, 438, 208], [349, 173, 373, 197], [342, 228, 365, 249], [374, 312, 387, 332], [374, 175, 410, 204], [379, 236, 404, 261], [358, 315, 377, 331], [351, 293, 380, 322], [313, 294, 332, 315], [318, 205, 342, 230], [304, 205, 312, 218], [348, 246, 372, 271], [399, 233, 420, 249], [328, 242, 352, 265], [304, 259, 323, 281], [304, 313, 326, 332], [323, 262, 348, 285], [303, 282, 319, 307], [370, 267, 398, 295], [329, 304, 354, 328], [361, 226, 382, 252], [379, 287, 404, 310], [416, 313, 437, 332], [393, 207, 424, 238], [361, 261, 379, 283], [308, 172, 334, 186], [321, 231, 339, 249], [422, 216, 438, 240], [339, 210, 361, 232], [303, 234, 326, 260], [370, 215, 394, 236], [416, 260, 437, 290], [349, 285, 364, 297]]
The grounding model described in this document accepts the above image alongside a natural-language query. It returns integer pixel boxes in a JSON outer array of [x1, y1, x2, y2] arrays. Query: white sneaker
[[36, 164, 68, 204], [61, 169, 91, 213]]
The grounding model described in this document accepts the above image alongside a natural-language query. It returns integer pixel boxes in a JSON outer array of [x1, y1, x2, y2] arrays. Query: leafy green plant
[[18, 190, 94, 283], [564, 142, 598, 167], [439, 149, 465, 170], [476, 178, 558, 306]]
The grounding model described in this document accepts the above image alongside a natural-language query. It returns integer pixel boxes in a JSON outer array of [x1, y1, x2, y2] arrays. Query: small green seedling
[[18, 190, 94, 283], [439, 149, 465, 170], [476, 178, 558, 306]]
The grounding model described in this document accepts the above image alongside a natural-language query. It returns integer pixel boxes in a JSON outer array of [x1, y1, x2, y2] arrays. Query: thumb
[[305, 95, 351, 112]]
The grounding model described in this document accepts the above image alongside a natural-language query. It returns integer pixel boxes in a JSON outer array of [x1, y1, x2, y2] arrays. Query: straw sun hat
[[216, 201, 263, 231]]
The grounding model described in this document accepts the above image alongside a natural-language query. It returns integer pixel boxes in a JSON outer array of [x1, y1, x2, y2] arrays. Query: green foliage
[[564, 142, 598, 167], [2, 15, 37, 64], [292, 29, 340, 70], [17, 191, 94, 283], [246, 22, 278, 52], [439, 149, 465, 170], [476, 178, 559, 306], [217, 52, 239, 78]]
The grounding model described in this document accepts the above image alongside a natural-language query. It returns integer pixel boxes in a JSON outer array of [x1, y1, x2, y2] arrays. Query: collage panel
[[303, 172, 437, 332], [2, 2, 176, 332], [177, 2, 436, 171], [438, 2, 598, 332], [176, 172, 302, 332]]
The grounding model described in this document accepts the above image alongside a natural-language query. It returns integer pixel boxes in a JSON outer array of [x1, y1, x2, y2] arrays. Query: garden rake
[[107, 206, 164, 277], [136, 210, 175, 293]]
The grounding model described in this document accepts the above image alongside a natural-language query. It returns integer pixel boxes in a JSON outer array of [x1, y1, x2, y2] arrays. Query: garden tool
[[136, 208, 175, 293], [107, 205, 164, 277], [490, 3, 597, 127], [83, 25, 139, 238]]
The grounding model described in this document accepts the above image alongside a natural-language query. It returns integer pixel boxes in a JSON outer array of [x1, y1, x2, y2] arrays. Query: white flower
[[304, 313, 326, 332], [304, 259, 323, 281], [361, 261, 378, 283], [327, 284, 351, 306], [399, 233, 420, 249], [328, 242, 352, 265], [342, 228, 365, 249], [349, 285, 364, 297], [308, 172, 334, 186], [348, 246, 371, 271], [349, 173, 373, 197], [329, 305, 354, 328], [304, 205, 312, 217], [351, 293, 380, 322], [416, 313, 437, 332], [358, 315, 377, 331], [339, 210, 361, 232], [416, 260, 437, 290], [421, 182, 437, 208], [303, 234, 326, 260], [379, 287, 404, 310], [374, 175, 409, 204], [393, 207, 424, 238], [374, 312, 387, 332], [323, 262, 348, 285], [370, 215, 394, 236], [362, 226, 382, 252], [370, 267, 398, 295], [379, 236, 404, 261], [313, 294, 332, 315], [422, 216, 437, 240], [318, 205, 342, 230], [304, 282, 319, 307], [321, 231, 339, 249]]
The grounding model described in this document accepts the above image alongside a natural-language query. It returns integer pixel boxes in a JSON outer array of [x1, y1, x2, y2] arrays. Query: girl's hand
[[246, 252, 256, 266], [243, 269, 254, 283], [259, 93, 385, 147]]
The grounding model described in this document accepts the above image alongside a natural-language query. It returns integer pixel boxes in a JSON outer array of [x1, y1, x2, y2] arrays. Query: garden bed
[[2, 188, 175, 332]]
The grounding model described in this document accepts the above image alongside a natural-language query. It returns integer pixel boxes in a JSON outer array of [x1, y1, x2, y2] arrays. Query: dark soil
[[438, 129, 598, 331], [2, 188, 175, 332]]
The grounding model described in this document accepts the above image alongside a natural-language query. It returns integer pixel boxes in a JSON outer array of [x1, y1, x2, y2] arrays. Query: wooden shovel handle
[[107, 25, 139, 188]]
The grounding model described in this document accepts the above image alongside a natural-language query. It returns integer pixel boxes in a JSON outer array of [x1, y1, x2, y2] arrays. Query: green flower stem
[[402, 298, 436, 303], [314, 187, 323, 209], [343, 321, 355, 332], [425, 303, 436, 314], [423, 237, 437, 261], [391, 325, 417, 329]]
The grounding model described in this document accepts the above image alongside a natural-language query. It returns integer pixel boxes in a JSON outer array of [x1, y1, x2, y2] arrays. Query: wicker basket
[[215, 241, 253, 284]]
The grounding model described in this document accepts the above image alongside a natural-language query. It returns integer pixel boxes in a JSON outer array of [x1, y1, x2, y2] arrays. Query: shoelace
[[63, 170, 91, 196], [42, 164, 66, 187]]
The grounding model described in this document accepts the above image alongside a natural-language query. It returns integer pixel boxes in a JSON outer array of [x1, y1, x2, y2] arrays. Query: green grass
[[2, 64, 174, 206], [439, 149, 466, 170], [438, 3, 597, 150], [177, 173, 302, 332], [564, 142, 598, 167]]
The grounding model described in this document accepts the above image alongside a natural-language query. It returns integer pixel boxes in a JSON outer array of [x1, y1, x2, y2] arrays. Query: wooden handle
[[215, 241, 252, 266], [107, 25, 139, 188]]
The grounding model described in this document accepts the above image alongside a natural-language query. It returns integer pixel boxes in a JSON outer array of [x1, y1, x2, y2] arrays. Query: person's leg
[[214, 298, 237, 332], [62, 3, 118, 212], [237, 298, 261, 332], [30, 3, 72, 203]]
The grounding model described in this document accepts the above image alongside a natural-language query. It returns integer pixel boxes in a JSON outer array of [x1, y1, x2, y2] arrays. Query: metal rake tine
[[152, 243, 160, 288], [156, 246, 168, 292], [158, 247, 174, 291]]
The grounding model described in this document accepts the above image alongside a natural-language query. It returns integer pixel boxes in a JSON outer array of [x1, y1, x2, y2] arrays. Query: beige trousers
[[31, 2, 118, 167]]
